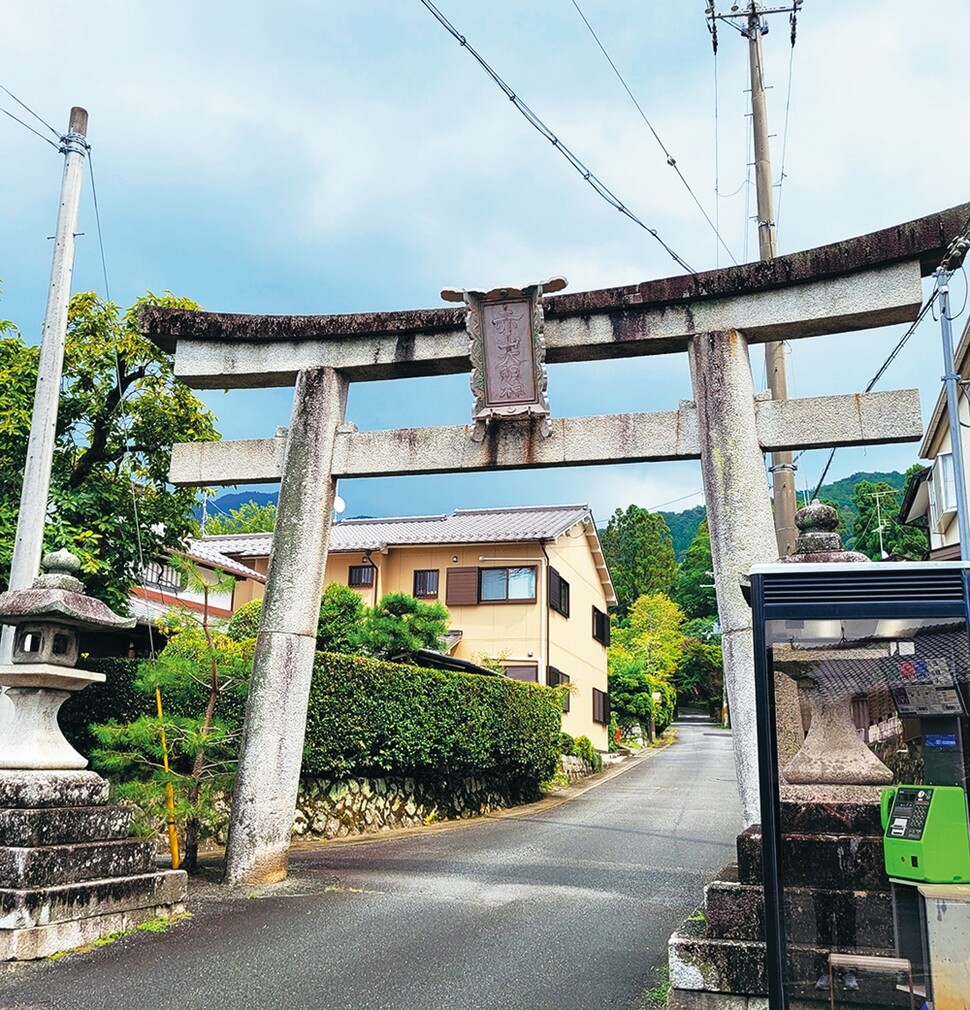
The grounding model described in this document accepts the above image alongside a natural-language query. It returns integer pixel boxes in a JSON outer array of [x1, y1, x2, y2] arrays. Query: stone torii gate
[[142, 205, 968, 885]]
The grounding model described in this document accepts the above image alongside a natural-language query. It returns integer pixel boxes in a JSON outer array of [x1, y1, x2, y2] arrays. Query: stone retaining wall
[[291, 755, 596, 840]]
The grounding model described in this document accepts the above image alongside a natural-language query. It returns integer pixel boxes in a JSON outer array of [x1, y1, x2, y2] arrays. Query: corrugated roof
[[201, 504, 593, 554]]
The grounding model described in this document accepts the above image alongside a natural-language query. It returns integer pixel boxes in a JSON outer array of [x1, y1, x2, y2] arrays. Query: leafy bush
[[227, 598, 263, 641], [304, 652, 562, 798], [560, 732, 575, 756], [573, 735, 603, 772]]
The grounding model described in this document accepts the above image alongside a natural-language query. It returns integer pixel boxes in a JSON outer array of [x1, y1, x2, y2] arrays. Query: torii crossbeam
[[143, 204, 969, 885]]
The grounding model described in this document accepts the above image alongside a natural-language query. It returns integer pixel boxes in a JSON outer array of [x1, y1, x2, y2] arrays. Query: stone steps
[[0, 869, 186, 929], [736, 826, 887, 892], [0, 839, 158, 888], [0, 806, 132, 847], [704, 881, 894, 949], [669, 924, 913, 1007]]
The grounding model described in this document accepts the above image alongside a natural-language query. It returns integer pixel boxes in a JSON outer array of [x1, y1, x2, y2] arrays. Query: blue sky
[[2, 1, 969, 525]]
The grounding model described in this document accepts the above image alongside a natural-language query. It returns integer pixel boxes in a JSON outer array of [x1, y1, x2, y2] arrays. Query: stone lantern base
[[0, 770, 186, 960]]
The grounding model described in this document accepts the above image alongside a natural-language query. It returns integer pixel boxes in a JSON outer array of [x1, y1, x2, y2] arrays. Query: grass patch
[[639, 965, 670, 1009], [47, 912, 191, 960]]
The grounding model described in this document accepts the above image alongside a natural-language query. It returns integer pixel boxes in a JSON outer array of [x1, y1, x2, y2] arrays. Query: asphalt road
[[0, 718, 741, 1010]]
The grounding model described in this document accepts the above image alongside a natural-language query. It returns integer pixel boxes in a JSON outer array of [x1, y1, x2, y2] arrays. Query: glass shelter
[[748, 562, 970, 1009]]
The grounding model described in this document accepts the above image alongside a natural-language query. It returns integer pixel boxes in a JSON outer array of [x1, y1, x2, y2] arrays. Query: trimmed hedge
[[65, 650, 563, 801], [305, 652, 563, 798]]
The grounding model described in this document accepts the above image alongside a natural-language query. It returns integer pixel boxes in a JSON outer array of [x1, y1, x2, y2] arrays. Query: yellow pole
[[155, 687, 181, 870]]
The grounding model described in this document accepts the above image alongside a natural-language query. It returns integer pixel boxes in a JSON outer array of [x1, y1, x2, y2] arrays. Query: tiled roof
[[177, 543, 265, 582], [200, 504, 594, 555]]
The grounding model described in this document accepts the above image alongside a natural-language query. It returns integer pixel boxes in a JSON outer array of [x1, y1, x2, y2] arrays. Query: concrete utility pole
[[710, 2, 800, 555], [1, 108, 88, 671], [747, 3, 797, 557], [8, 107, 89, 593]]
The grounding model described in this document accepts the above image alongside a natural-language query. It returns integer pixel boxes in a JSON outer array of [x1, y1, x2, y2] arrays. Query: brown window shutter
[[446, 567, 479, 606]]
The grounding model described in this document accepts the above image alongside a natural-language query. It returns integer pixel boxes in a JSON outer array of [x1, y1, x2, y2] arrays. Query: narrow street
[[0, 718, 741, 1010]]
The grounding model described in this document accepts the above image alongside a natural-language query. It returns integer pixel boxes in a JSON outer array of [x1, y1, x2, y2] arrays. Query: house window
[[549, 568, 570, 617], [592, 688, 610, 726], [348, 564, 375, 588], [932, 452, 957, 526], [479, 566, 537, 602], [505, 664, 538, 682], [547, 666, 571, 712], [413, 569, 439, 599], [140, 561, 184, 592], [592, 607, 610, 646]]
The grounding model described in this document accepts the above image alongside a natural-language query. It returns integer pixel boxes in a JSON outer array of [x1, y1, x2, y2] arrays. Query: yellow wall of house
[[228, 526, 611, 751]]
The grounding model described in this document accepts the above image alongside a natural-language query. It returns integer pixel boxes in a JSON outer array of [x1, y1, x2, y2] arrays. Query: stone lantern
[[0, 550, 185, 960], [0, 549, 135, 770], [774, 500, 893, 787]]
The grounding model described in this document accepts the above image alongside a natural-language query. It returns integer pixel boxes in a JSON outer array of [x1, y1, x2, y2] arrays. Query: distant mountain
[[657, 470, 909, 559], [195, 490, 277, 522]]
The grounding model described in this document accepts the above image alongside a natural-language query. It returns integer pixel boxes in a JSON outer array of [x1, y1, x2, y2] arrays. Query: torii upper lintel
[[141, 204, 969, 385]]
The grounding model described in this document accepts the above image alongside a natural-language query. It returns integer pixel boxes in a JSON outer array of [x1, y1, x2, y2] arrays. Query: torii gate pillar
[[224, 367, 347, 884], [689, 330, 779, 825]]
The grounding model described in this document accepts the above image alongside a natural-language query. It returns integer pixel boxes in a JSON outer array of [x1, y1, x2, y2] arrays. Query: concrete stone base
[[667, 801, 910, 1009], [0, 770, 188, 960], [0, 900, 186, 960]]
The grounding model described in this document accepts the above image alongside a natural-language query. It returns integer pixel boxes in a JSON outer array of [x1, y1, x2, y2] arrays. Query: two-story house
[[197, 504, 615, 750], [899, 316, 970, 557]]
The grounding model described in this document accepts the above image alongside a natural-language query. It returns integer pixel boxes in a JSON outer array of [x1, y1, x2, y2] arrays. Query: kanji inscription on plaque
[[441, 276, 565, 442]]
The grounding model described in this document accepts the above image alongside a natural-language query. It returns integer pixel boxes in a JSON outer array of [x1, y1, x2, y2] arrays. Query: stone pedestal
[[667, 801, 911, 1009], [0, 770, 186, 959]]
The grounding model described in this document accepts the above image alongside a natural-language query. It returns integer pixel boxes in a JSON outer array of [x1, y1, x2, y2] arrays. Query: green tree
[[317, 581, 367, 653], [91, 615, 252, 871], [673, 519, 717, 620], [600, 506, 677, 618], [674, 637, 723, 707], [0, 291, 219, 611], [226, 581, 369, 653], [204, 500, 277, 535], [361, 592, 449, 661], [607, 593, 684, 735], [851, 478, 927, 561]]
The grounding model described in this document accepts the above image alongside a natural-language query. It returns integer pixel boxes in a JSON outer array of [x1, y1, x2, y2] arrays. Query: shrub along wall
[[67, 650, 564, 832]]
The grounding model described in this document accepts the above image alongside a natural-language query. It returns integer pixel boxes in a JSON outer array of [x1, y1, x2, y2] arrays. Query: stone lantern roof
[[0, 549, 135, 633]]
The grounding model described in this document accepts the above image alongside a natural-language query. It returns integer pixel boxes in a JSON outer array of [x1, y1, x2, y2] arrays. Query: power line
[[0, 104, 60, 150], [774, 37, 796, 236], [87, 148, 112, 305], [568, 0, 737, 265], [416, 0, 696, 274], [808, 292, 942, 500], [0, 82, 60, 139]]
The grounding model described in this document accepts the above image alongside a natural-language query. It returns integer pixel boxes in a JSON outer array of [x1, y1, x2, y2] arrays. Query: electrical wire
[[0, 105, 60, 150], [86, 149, 112, 305], [569, 0, 737, 265], [646, 489, 705, 512], [416, 0, 695, 273], [808, 291, 942, 501], [0, 82, 60, 138], [774, 41, 796, 237], [85, 139, 160, 657]]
